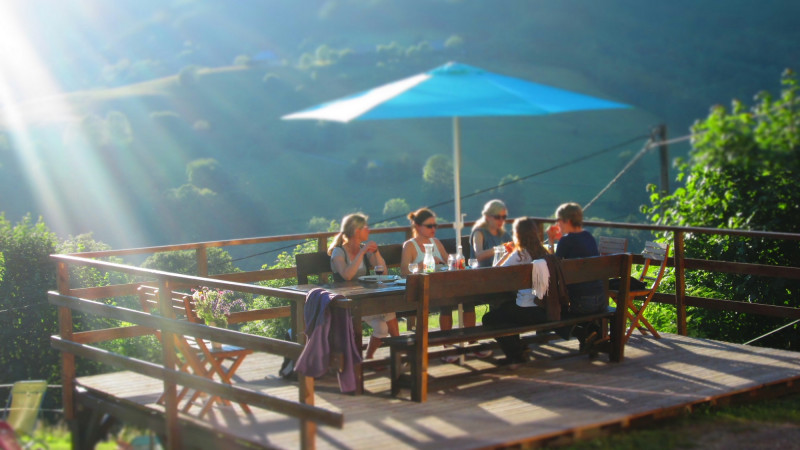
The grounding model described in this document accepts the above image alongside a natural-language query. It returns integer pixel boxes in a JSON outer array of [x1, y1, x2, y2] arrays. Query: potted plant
[[191, 286, 247, 328]]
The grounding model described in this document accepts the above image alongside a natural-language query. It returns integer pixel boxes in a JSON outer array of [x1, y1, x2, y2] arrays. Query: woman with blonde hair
[[329, 213, 399, 359], [470, 199, 513, 267]]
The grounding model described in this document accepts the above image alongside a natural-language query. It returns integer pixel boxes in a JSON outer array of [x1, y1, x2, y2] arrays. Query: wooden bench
[[385, 253, 633, 402]]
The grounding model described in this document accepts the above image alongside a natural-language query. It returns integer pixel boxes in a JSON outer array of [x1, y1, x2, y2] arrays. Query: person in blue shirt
[[546, 202, 606, 315]]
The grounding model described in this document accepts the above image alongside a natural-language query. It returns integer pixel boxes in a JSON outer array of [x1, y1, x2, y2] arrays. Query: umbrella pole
[[454, 117, 466, 364], [453, 116, 463, 240]]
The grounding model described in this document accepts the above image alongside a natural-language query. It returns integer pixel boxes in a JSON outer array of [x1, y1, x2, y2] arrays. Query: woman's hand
[[361, 241, 378, 254]]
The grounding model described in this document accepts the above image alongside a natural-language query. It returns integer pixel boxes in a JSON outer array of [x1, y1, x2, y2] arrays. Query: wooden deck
[[76, 333, 800, 449]]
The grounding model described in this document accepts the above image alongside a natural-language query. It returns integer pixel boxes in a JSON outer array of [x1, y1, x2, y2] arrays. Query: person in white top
[[482, 217, 551, 365], [329, 213, 399, 360], [400, 208, 448, 274], [401, 207, 492, 361]]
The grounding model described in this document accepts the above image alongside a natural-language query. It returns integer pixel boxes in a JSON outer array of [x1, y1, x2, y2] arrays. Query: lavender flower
[[191, 286, 247, 327]]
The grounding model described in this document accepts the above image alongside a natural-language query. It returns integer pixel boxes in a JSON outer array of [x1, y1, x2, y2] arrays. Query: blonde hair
[[472, 199, 508, 232], [328, 213, 368, 255]]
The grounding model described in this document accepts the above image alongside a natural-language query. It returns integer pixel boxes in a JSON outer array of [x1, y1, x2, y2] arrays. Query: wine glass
[[373, 265, 385, 283], [469, 258, 479, 269], [408, 263, 420, 274]]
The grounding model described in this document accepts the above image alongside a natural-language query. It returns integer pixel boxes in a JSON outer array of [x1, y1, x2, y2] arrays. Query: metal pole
[[453, 117, 463, 240], [657, 124, 669, 195]]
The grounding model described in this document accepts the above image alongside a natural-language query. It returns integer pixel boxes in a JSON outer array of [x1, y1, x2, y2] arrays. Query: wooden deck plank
[[75, 333, 800, 449]]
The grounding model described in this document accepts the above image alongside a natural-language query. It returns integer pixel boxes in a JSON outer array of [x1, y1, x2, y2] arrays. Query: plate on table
[[358, 275, 399, 283]]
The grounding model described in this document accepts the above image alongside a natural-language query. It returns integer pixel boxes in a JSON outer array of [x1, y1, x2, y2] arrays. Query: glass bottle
[[423, 243, 436, 273], [455, 245, 466, 270]]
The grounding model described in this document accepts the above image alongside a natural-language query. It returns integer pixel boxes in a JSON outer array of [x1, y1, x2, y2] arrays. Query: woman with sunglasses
[[470, 199, 513, 268], [400, 207, 448, 277]]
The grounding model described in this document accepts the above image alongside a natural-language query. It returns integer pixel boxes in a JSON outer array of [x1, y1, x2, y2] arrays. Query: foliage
[[642, 70, 800, 350], [382, 198, 410, 219], [140, 247, 238, 276], [240, 239, 320, 339], [422, 154, 452, 194], [191, 287, 246, 327], [186, 158, 230, 193], [0, 214, 60, 384]]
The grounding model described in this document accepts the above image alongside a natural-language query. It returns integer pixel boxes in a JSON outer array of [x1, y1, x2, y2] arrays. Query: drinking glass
[[469, 258, 479, 269], [373, 265, 386, 283], [447, 254, 456, 271], [408, 263, 420, 274]]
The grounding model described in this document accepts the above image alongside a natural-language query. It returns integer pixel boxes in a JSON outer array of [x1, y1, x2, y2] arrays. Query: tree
[[643, 69, 800, 350], [141, 247, 239, 276], [0, 215, 59, 384], [422, 154, 453, 195], [383, 198, 410, 220], [186, 158, 225, 192]]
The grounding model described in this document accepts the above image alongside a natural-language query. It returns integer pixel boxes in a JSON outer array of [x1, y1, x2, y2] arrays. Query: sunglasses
[[421, 223, 438, 229], [492, 215, 507, 221]]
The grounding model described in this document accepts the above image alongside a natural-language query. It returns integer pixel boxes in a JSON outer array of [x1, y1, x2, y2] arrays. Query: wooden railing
[[49, 256, 336, 450], [49, 218, 800, 448]]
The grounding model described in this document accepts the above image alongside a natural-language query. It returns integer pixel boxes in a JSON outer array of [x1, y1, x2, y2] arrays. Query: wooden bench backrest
[[407, 254, 631, 302]]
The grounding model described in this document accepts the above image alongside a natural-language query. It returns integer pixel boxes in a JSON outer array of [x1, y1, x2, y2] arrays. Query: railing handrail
[[60, 218, 800, 259], [49, 219, 800, 448]]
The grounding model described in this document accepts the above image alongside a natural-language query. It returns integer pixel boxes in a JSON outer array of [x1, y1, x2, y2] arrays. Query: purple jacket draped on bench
[[294, 288, 362, 393]]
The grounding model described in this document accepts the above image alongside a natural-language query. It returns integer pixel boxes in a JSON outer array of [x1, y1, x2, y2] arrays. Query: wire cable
[[234, 133, 651, 262]]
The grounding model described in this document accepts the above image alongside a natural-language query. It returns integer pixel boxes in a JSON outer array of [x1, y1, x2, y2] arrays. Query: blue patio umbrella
[[283, 62, 630, 238]]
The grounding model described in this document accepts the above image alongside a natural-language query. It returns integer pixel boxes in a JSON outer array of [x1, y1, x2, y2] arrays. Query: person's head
[[473, 199, 508, 232], [328, 213, 369, 254], [408, 208, 438, 238], [512, 217, 548, 260], [555, 202, 584, 229]]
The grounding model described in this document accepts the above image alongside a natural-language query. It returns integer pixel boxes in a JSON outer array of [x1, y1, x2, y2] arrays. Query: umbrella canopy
[[283, 62, 630, 238]]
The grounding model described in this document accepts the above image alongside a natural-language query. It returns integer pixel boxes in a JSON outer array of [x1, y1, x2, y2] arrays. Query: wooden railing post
[[196, 247, 208, 277], [56, 261, 77, 450], [317, 237, 326, 253], [157, 280, 182, 450], [299, 375, 316, 449], [674, 231, 687, 335]]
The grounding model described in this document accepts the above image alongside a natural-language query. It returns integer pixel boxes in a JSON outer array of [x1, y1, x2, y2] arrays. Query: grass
[[562, 393, 800, 449]]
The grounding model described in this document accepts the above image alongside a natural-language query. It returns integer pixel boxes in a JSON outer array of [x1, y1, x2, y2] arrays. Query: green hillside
[[1, 0, 796, 252]]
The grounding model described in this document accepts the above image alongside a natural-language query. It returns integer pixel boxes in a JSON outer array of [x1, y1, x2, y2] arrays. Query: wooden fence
[[48, 218, 800, 448]]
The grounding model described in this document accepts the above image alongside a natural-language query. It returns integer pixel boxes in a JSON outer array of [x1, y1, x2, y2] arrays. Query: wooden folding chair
[[138, 287, 252, 417], [608, 241, 670, 342], [2, 380, 48, 449], [181, 295, 254, 417], [597, 236, 628, 255]]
